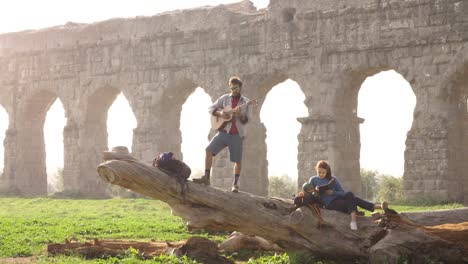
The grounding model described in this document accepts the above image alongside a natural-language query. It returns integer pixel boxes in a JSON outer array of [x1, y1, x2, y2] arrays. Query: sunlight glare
[[180, 87, 212, 176], [260, 80, 308, 180], [44, 98, 66, 189], [0, 0, 270, 34], [107, 93, 137, 152], [358, 70, 416, 177]]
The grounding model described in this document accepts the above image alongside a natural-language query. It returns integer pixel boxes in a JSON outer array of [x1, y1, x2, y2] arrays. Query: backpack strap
[[307, 204, 325, 228]]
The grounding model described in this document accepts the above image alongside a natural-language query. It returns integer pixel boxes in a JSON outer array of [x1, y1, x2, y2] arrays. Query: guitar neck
[[219, 99, 256, 113], [236, 99, 254, 109]]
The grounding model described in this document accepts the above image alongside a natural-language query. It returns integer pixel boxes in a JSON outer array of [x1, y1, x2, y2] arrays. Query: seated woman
[[309, 160, 388, 230]]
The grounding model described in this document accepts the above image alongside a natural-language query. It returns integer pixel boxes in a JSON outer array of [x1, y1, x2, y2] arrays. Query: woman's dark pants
[[326, 192, 375, 214]]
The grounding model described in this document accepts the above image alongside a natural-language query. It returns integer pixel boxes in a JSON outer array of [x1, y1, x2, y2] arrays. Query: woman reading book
[[308, 160, 388, 230]]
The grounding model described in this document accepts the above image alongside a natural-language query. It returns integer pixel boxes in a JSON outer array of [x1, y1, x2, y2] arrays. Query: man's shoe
[[193, 176, 210, 186], [231, 185, 239, 193]]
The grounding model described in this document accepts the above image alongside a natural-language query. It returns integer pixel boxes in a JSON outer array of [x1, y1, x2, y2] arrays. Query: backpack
[[153, 152, 191, 196], [293, 191, 322, 208], [293, 191, 324, 227]]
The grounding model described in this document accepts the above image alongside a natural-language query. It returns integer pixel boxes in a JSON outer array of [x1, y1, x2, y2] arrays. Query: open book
[[316, 178, 336, 193]]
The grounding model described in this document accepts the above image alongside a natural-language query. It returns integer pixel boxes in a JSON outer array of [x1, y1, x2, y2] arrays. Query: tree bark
[[97, 151, 468, 263], [48, 237, 233, 264]]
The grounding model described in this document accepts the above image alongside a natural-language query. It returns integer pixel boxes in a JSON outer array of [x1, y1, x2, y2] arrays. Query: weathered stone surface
[[0, 0, 467, 202]]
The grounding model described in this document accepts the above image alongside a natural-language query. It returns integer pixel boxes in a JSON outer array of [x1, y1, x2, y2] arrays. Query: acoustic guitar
[[210, 99, 257, 130]]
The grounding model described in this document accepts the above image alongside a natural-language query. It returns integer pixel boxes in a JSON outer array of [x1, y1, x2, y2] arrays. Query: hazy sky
[[0, 0, 269, 34], [0, 0, 416, 182], [358, 71, 416, 176]]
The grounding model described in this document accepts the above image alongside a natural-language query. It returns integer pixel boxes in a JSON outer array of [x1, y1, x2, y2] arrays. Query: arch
[[107, 92, 138, 151], [179, 87, 212, 175], [260, 79, 308, 186], [357, 70, 416, 178], [328, 67, 418, 196], [44, 98, 67, 194]]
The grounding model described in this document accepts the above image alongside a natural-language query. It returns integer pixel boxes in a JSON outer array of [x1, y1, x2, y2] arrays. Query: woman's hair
[[315, 160, 332, 180]]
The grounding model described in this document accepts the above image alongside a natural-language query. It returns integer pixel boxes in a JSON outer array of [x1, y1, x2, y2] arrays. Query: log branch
[[97, 151, 467, 263]]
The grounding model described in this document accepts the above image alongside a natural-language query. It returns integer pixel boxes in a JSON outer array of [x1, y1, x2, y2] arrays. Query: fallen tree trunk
[[97, 150, 468, 263]]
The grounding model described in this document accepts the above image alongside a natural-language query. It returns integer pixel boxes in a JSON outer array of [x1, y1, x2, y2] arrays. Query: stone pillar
[[77, 120, 109, 198], [0, 127, 17, 193], [403, 74, 461, 203], [132, 125, 158, 164], [129, 88, 158, 164], [242, 121, 268, 196], [334, 115, 363, 196], [404, 128, 451, 201], [211, 116, 268, 196], [297, 116, 335, 185], [464, 117, 468, 206], [14, 120, 48, 196], [297, 116, 362, 195], [132, 97, 183, 166], [295, 73, 362, 195], [62, 121, 80, 194], [211, 143, 231, 190], [457, 86, 467, 206]]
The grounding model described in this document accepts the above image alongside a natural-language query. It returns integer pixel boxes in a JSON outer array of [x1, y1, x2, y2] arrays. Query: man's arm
[[208, 95, 228, 117], [238, 97, 252, 124]]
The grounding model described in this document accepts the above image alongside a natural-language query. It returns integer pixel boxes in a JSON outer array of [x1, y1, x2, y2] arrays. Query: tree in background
[[360, 168, 380, 201], [47, 167, 64, 194], [375, 174, 404, 203], [269, 175, 297, 199]]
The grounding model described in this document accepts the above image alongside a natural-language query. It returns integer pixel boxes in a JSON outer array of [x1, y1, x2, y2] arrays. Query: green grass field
[[0, 198, 463, 263], [0, 198, 226, 263]]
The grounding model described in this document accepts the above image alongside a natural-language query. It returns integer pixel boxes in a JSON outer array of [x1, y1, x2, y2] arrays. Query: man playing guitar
[[193, 76, 255, 192]]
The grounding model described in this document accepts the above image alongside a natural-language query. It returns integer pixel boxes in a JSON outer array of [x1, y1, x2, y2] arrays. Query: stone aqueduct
[[0, 0, 466, 203]]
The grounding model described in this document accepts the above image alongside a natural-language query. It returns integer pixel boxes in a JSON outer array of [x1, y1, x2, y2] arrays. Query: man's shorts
[[206, 131, 243, 163]]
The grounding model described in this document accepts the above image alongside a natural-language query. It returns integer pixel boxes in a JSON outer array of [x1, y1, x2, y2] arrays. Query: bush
[[375, 175, 405, 203], [48, 167, 64, 194], [268, 175, 297, 199], [360, 169, 379, 201], [400, 196, 452, 206]]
